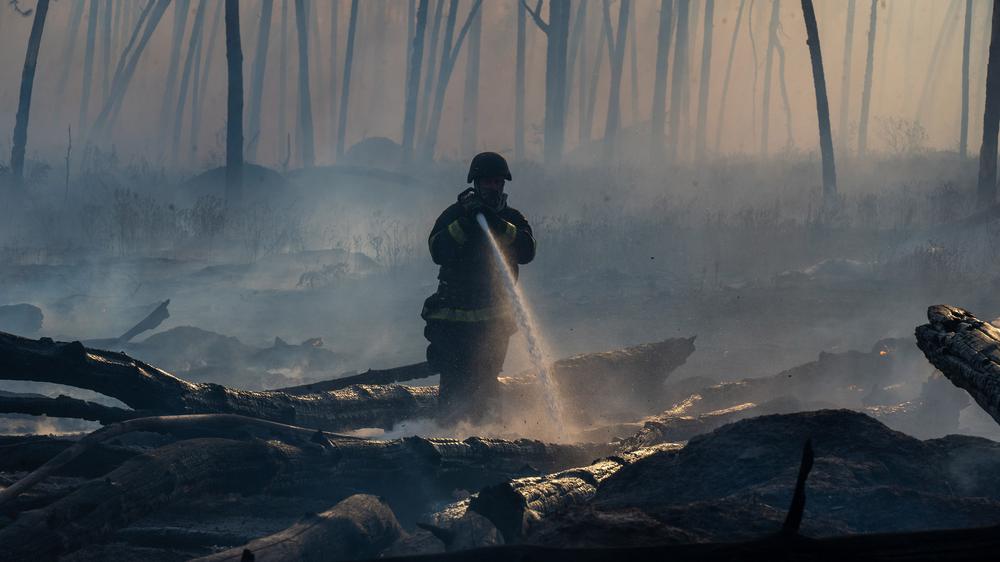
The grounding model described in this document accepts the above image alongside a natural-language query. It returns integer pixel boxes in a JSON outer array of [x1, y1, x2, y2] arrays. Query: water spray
[[476, 213, 566, 435]]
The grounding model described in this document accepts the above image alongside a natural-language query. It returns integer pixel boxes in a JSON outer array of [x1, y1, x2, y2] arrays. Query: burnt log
[[0, 331, 693, 431], [190, 494, 402, 562], [915, 304, 1000, 425]]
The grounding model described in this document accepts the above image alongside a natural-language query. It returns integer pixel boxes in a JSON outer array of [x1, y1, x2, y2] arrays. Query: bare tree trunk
[[225, 0, 244, 204], [961, 0, 974, 158], [857, 0, 877, 157], [246, 0, 273, 162], [336, 0, 360, 159], [977, 0, 1000, 206], [157, 0, 192, 140], [294, 0, 315, 167], [403, 0, 429, 163], [651, 0, 675, 157], [714, 0, 745, 152], [9, 0, 51, 185], [170, 0, 207, 164], [695, 0, 714, 162], [526, 0, 571, 163], [56, 0, 86, 95], [79, 0, 100, 134], [515, 0, 526, 159], [101, 0, 113, 101], [112, 0, 123, 60], [278, 0, 288, 163], [419, 0, 445, 143], [583, 13, 609, 143], [775, 33, 794, 150], [760, 0, 779, 157], [565, 0, 587, 137], [667, 0, 690, 162], [329, 0, 339, 160], [802, 0, 838, 201], [916, 0, 962, 123], [92, 0, 172, 136], [628, 2, 638, 125], [602, 0, 631, 159], [422, 0, 484, 159], [461, 3, 483, 156], [191, 0, 222, 164], [838, 0, 856, 145]]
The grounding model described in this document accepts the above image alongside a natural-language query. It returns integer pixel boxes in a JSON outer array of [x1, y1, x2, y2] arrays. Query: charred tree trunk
[[667, 0, 690, 162], [294, 0, 315, 168], [715, 0, 746, 152], [328, 0, 339, 160], [246, 0, 274, 162], [79, 0, 100, 134], [225, 0, 244, 204], [602, 0, 631, 159], [526, 0, 571, 164], [419, 0, 445, 144], [191, 0, 222, 163], [336, 0, 360, 159], [695, 0, 714, 162], [92, 0, 171, 136], [157, 0, 191, 140], [170, 0, 207, 164], [101, 0, 113, 101], [9, 0, 50, 184], [565, 0, 587, 135], [961, 0, 974, 158], [916, 0, 962, 123], [857, 0, 877, 157], [651, 0, 675, 157], [515, 0, 526, 159], [575, 2, 589, 145], [583, 13, 609, 143], [802, 0, 838, 201], [55, 0, 86, 95], [838, 0, 856, 145], [422, 0, 484, 160], [979, 0, 1000, 206], [278, 0, 289, 162], [760, 0, 779, 157], [403, 0, 429, 163], [191, 495, 402, 562], [775, 33, 794, 150], [460, 4, 482, 156]]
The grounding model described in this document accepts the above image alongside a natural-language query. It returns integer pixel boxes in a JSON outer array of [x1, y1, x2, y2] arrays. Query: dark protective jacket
[[422, 191, 536, 323]]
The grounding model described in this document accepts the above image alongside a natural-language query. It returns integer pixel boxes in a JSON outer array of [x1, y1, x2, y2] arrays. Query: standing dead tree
[[651, 0, 675, 157], [422, 0, 484, 160], [801, 0, 838, 201], [961, 0, 974, 158], [55, 0, 86, 95], [916, 0, 962, 124], [461, 3, 482, 156], [100, 0, 113, 100], [418, 0, 444, 145], [761, 0, 779, 157], [328, 1, 339, 161], [225, 0, 244, 204], [9, 0, 51, 184], [190, 0, 222, 163], [246, 0, 274, 162], [667, 0, 691, 162], [336, 0, 360, 159], [157, 0, 191, 143], [695, 0, 715, 162], [79, 0, 100, 135], [602, 0, 631, 159], [857, 0, 877, 157], [515, 0, 526, 159], [977, 0, 1000, 206], [294, 0, 315, 167], [170, 0, 207, 164], [525, 0, 571, 163], [838, 0, 856, 145], [715, 0, 746, 152], [403, 0, 429, 164]]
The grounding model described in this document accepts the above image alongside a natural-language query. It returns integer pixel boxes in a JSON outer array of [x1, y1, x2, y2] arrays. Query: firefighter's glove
[[455, 214, 483, 243], [482, 209, 518, 246], [459, 190, 487, 215]]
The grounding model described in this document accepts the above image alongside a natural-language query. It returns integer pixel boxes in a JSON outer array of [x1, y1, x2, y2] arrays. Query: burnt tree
[[667, 0, 691, 162], [695, 0, 714, 161], [336, 0, 360, 159], [961, 0, 974, 158], [651, 0, 675, 156], [837, 0, 856, 144], [525, 0, 571, 163], [170, 0, 207, 164], [978, 0, 1000, 205], [515, 0, 526, 158], [246, 0, 274, 162], [225, 0, 244, 204], [461, 2, 482, 156], [79, 0, 100, 134], [9, 0, 51, 184], [402, 0, 429, 163], [802, 0, 838, 201], [857, 0, 877, 156], [715, 0, 746, 152], [294, 0, 315, 167], [761, 0, 779, 157], [602, 0, 631, 159]]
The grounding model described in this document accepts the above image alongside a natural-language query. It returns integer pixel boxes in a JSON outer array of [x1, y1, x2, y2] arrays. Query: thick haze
[[0, 0, 991, 165]]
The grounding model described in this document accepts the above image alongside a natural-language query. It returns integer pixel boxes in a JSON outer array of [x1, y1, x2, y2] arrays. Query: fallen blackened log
[[0, 391, 142, 424], [278, 361, 436, 394], [0, 331, 693, 431], [191, 494, 402, 562], [83, 299, 171, 348], [915, 305, 1000, 425], [468, 443, 682, 542], [0, 434, 138, 477]]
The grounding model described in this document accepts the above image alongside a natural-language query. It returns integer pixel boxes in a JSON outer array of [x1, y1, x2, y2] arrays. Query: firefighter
[[422, 152, 536, 425]]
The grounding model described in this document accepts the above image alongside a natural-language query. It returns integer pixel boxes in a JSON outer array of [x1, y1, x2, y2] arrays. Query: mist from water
[[476, 212, 566, 438]]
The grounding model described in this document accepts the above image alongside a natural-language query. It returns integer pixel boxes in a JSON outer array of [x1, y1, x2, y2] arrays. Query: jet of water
[[476, 213, 566, 435]]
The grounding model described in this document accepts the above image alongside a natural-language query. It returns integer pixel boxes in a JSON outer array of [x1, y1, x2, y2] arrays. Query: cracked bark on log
[[915, 304, 1000, 425], [190, 494, 402, 562]]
